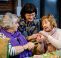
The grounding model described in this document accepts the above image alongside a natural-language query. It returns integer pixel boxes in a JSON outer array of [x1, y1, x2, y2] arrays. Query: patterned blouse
[[18, 19, 40, 37]]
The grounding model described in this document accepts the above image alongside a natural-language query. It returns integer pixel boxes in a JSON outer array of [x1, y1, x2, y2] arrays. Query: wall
[[21, 0, 40, 19]]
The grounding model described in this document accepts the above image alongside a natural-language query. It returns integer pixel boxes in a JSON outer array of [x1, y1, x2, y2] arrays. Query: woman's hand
[[39, 31, 49, 37], [27, 42, 35, 50], [27, 33, 39, 41], [23, 42, 35, 50], [36, 33, 45, 43]]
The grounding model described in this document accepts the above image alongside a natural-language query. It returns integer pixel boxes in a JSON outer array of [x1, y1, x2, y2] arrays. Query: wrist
[[29, 36, 33, 40], [23, 44, 28, 50], [26, 36, 32, 40]]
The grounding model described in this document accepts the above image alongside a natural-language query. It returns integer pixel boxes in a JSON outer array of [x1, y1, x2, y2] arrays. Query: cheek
[[13, 24, 17, 28], [25, 16, 28, 18], [47, 23, 51, 27], [48, 24, 52, 29], [25, 17, 30, 20], [15, 24, 18, 28], [25, 15, 29, 19]]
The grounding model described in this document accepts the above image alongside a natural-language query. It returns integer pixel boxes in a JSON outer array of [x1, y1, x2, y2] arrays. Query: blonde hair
[[1, 12, 19, 29], [41, 14, 57, 28]]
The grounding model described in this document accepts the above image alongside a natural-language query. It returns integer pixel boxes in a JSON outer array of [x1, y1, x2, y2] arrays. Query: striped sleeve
[[8, 43, 15, 56]]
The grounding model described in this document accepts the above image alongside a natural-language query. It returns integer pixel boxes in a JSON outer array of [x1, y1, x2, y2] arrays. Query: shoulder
[[55, 28, 61, 35], [56, 28, 61, 32], [34, 19, 40, 23], [19, 19, 25, 25], [16, 30, 21, 35], [16, 31, 26, 37], [39, 30, 43, 33], [33, 19, 40, 25], [20, 18, 25, 21]]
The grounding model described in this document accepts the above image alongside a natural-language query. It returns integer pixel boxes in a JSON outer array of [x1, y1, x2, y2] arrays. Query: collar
[[44, 28, 57, 36]]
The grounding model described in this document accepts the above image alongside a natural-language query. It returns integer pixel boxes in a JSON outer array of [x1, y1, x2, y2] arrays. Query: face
[[42, 19, 53, 32], [25, 12, 35, 21], [3, 15, 19, 32], [3, 15, 9, 23], [11, 18, 19, 31]]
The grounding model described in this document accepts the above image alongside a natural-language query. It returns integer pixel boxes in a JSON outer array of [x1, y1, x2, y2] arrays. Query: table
[[30, 50, 61, 58]]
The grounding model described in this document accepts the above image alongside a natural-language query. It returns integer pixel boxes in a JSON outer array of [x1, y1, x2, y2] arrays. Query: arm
[[26, 34, 38, 41], [26, 33, 42, 42], [40, 31, 61, 49], [9, 42, 34, 56], [47, 35, 61, 49]]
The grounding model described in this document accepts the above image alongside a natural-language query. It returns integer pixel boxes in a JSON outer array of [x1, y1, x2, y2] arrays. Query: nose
[[30, 15, 33, 19], [17, 23, 19, 27], [43, 23, 46, 27]]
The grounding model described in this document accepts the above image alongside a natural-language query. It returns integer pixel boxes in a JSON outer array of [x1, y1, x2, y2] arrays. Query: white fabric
[[9, 43, 15, 56], [39, 28, 61, 49]]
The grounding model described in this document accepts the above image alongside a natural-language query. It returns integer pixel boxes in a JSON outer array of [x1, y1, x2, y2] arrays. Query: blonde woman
[[28, 14, 61, 53], [39, 14, 61, 52]]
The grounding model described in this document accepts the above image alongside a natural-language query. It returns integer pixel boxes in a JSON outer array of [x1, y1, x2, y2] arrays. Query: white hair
[[1, 12, 19, 29]]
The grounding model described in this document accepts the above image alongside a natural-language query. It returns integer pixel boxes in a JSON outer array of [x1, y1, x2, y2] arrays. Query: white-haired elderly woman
[[0, 12, 35, 58]]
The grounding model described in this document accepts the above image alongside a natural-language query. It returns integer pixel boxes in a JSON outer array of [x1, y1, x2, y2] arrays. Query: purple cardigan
[[0, 28, 32, 58]]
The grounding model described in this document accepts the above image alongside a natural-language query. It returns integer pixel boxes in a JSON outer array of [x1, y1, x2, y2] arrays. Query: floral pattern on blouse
[[18, 19, 40, 37]]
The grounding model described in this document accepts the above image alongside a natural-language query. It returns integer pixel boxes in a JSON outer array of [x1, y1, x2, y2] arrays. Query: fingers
[[36, 34, 45, 43], [39, 31, 48, 37], [27, 42, 35, 50]]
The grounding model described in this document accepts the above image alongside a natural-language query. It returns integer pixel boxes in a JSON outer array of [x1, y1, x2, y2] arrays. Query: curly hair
[[20, 3, 37, 18], [41, 14, 57, 28], [1, 12, 19, 29]]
